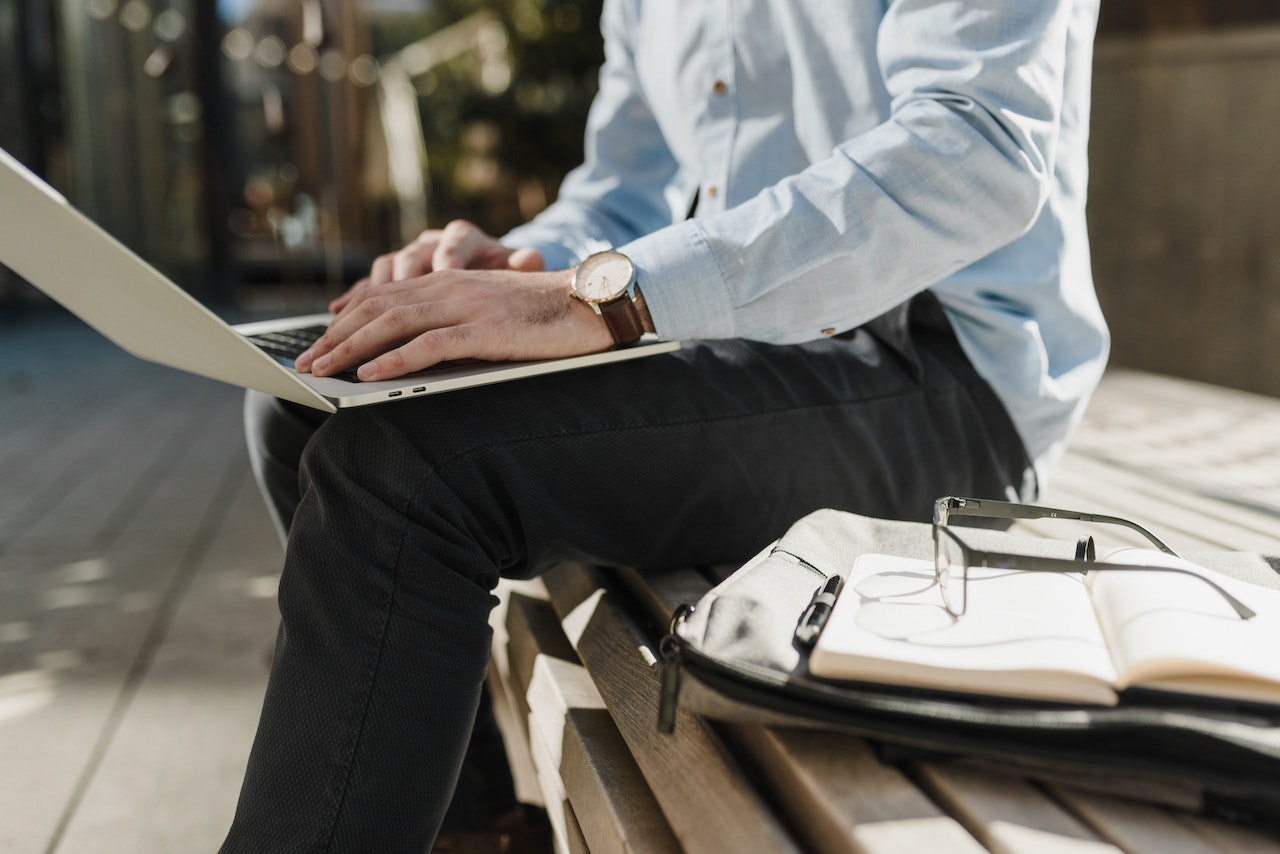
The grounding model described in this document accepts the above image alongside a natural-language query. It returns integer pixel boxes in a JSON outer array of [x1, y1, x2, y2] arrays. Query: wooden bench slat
[[525, 656, 606, 769], [615, 567, 716, 629], [503, 583, 684, 854], [1065, 371, 1280, 514], [504, 588, 583, 749], [485, 658, 544, 809], [945, 758, 1207, 817], [490, 579, 561, 699], [488, 580, 549, 808], [915, 765, 1122, 854], [563, 800, 590, 854], [561, 707, 682, 854], [497, 584, 600, 834], [729, 726, 989, 854], [542, 562, 804, 853], [1182, 815, 1280, 854], [1052, 786, 1280, 854], [500, 585, 587, 842], [1047, 455, 1280, 553], [517, 659, 603, 854], [1075, 371, 1280, 441], [527, 713, 574, 854]]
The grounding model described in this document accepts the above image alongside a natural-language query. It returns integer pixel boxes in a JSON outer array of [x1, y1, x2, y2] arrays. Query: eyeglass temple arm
[[979, 551, 1257, 620], [945, 498, 1178, 556]]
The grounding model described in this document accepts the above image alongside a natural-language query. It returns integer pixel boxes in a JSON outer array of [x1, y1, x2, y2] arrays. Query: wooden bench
[[487, 368, 1280, 854]]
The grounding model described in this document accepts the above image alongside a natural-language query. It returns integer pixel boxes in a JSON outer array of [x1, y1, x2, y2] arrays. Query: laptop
[[0, 147, 679, 412]]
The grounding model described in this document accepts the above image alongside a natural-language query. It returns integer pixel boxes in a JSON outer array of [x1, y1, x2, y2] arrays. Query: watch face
[[575, 251, 635, 303]]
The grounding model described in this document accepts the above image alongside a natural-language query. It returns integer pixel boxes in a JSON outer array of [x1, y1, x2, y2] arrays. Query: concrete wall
[[1088, 26, 1280, 396]]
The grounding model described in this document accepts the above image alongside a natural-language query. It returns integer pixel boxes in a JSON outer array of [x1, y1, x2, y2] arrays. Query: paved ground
[[0, 308, 283, 854]]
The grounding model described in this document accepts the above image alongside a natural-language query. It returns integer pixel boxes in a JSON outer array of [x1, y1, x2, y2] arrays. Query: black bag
[[657, 508, 1280, 824]]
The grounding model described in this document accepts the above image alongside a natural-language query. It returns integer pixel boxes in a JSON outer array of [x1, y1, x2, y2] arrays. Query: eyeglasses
[[932, 497, 1255, 620]]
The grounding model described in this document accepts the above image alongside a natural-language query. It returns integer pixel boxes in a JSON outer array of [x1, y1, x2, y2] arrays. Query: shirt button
[[712, 79, 729, 96], [706, 185, 719, 199]]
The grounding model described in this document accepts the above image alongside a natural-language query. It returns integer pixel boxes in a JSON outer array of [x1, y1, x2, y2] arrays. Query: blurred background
[[1, 0, 1279, 391], [0, 0, 605, 315]]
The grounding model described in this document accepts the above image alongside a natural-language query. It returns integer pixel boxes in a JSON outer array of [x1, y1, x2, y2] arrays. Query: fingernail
[[357, 362, 379, 381], [295, 348, 314, 369], [312, 355, 330, 375]]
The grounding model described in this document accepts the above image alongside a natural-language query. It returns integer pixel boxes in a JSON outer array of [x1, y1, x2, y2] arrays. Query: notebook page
[[1090, 548, 1280, 703]]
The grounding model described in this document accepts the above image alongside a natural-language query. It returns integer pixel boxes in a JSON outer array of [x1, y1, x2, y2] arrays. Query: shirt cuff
[[621, 220, 735, 341]]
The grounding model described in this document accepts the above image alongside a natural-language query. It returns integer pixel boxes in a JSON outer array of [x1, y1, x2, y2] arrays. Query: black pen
[[794, 574, 842, 648]]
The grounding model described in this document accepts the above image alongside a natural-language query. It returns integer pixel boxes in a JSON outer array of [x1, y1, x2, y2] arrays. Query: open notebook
[[809, 549, 1280, 706]]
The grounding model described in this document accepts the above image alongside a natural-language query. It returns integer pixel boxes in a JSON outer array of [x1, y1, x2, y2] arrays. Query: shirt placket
[[698, 0, 736, 215]]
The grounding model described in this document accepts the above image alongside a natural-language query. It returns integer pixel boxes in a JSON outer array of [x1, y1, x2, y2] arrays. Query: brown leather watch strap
[[633, 284, 657, 334], [599, 297, 644, 345]]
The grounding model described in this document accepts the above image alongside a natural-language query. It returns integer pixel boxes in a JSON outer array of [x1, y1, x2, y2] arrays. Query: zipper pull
[[657, 603, 693, 735]]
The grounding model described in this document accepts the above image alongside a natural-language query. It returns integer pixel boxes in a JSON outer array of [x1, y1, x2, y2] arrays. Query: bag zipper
[[657, 603, 693, 734]]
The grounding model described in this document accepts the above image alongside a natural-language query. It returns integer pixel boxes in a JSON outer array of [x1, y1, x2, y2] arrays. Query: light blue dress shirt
[[503, 0, 1110, 489]]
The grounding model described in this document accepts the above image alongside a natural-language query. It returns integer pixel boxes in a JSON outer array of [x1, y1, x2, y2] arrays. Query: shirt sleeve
[[500, 0, 690, 273], [623, 0, 1079, 343]]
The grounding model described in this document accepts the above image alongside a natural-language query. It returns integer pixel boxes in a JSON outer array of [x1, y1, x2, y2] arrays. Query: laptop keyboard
[[245, 325, 328, 364]]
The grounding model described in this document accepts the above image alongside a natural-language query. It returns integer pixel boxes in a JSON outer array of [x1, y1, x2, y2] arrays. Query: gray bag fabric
[[658, 509, 1280, 824]]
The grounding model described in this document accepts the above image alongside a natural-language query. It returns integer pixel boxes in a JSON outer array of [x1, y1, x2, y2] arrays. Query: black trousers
[[223, 295, 1034, 852]]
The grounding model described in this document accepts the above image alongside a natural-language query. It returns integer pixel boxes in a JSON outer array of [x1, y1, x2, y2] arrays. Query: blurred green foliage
[[374, 0, 604, 235]]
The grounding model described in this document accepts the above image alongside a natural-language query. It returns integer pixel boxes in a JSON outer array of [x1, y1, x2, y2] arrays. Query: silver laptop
[[0, 147, 679, 412]]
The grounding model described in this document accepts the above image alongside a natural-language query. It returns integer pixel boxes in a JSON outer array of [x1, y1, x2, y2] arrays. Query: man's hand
[[295, 222, 613, 381], [329, 220, 546, 313]]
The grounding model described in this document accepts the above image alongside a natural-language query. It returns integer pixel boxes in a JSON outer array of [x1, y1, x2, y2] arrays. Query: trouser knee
[[243, 391, 328, 544]]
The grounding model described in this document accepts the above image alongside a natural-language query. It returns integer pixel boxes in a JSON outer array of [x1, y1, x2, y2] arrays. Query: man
[[222, 0, 1108, 850]]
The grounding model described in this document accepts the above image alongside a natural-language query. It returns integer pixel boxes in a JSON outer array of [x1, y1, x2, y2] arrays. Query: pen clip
[[793, 574, 842, 650]]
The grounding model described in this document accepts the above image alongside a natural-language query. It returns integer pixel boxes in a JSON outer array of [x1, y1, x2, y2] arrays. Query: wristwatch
[[571, 250, 654, 346]]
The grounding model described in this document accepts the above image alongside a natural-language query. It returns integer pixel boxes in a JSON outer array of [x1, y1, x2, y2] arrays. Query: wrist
[[562, 270, 615, 350]]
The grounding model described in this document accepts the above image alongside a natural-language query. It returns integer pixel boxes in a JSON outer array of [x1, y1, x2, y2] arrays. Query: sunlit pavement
[[1, 309, 282, 854]]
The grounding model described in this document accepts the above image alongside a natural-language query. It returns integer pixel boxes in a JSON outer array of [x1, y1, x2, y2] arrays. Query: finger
[[356, 325, 472, 381], [507, 247, 545, 272], [369, 252, 396, 286], [391, 235, 441, 281], [432, 220, 497, 270], [328, 275, 370, 313]]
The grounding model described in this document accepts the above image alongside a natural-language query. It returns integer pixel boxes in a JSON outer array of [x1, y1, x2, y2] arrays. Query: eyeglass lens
[[935, 531, 965, 615]]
